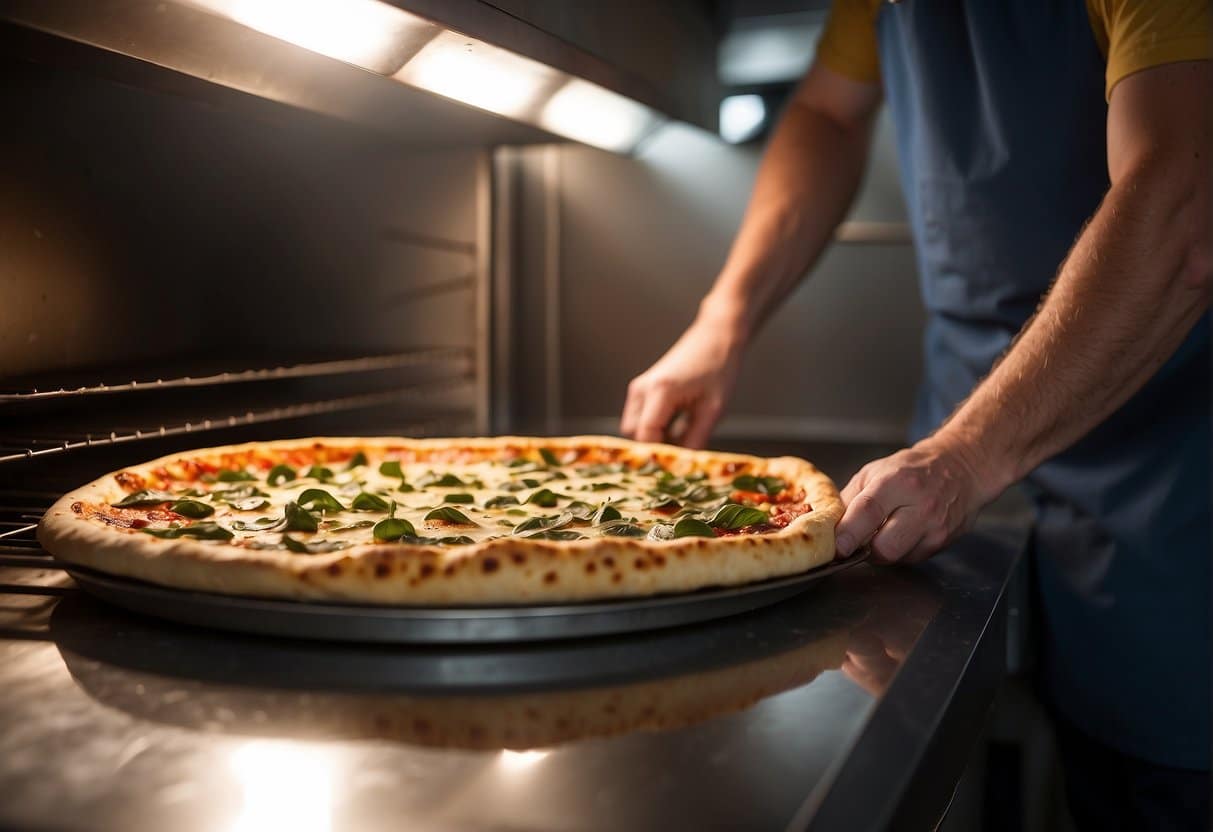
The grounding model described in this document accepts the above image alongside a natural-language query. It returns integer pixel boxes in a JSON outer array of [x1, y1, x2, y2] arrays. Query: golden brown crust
[[38, 436, 843, 605]]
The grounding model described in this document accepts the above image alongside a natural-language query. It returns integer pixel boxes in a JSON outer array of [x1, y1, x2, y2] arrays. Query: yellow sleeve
[[815, 0, 882, 84], [1086, 0, 1212, 98]]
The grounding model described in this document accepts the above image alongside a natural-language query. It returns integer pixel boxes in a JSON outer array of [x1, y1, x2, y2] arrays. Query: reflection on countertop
[[0, 557, 960, 832], [49, 565, 937, 749]]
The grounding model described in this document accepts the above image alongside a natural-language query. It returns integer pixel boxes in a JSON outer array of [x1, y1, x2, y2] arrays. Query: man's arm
[[836, 60, 1212, 562], [621, 64, 882, 447]]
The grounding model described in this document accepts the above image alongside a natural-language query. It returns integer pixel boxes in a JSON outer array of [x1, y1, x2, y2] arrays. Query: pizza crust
[[38, 436, 844, 605]]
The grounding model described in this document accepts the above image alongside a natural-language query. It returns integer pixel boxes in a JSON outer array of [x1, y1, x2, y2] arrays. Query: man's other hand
[[835, 437, 1000, 564], [620, 313, 745, 448]]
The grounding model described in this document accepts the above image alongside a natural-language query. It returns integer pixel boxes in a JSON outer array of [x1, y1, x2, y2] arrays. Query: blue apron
[[876, 1, 1211, 769]]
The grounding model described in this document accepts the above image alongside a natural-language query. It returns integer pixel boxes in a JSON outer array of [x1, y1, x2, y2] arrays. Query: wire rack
[[0, 345, 481, 465], [0, 347, 472, 401], [0, 491, 56, 569], [0, 384, 473, 465]]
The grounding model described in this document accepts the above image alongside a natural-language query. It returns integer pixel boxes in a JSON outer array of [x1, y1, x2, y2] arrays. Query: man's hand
[[620, 313, 744, 448], [620, 63, 880, 449], [835, 436, 1000, 564]]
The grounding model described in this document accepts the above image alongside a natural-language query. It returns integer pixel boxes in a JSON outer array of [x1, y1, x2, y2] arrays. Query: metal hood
[[1, 0, 718, 153]]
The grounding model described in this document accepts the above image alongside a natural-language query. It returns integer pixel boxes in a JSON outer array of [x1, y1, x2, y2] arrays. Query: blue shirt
[[876, 1, 1211, 769]]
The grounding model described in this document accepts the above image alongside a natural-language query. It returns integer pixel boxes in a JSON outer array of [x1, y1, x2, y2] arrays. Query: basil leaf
[[731, 475, 786, 495], [484, 495, 519, 509], [142, 522, 233, 541], [588, 482, 622, 491], [282, 535, 351, 554], [565, 500, 596, 520], [267, 464, 296, 486], [347, 452, 368, 470], [673, 517, 716, 539], [501, 478, 542, 492], [231, 497, 271, 512], [637, 460, 666, 476], [304, 465, 335, 482], [424, 507, 475, 525], [708, 503, 770, 530], [685, 471, 708, 483], [378, 460, 404, 479], [538, 448, 561, 467], [513, 512, 573, 534], [444, 493, 475, 504], [652, 472, 687, 495], [512, 516, 549, 533], [379, 462, 415, 491], [646, 523, 675, 541], [328, 520, 375, 532], [593, 503, 623, 524], [506, 508, 528, 516], [526, 529, 585, 541], [284, 501, 320, 532], [417, 472, 467, 488], [646, 497, 682, 513], [232, 516, 286, 532], [577, 463, 622, 477], [684, 485, 722, 503], [373, 516, 416, 542], [169, 499, 214, 519], [525, 488, 562, 508], [210, 485, 269, 502], [297, 488, 345, 514], [601, 522, 648, 538], [350, 492, 391, 512], [113, 490, 175, 508], [507, 457, 531, 468], [217, 470, 255, 482]]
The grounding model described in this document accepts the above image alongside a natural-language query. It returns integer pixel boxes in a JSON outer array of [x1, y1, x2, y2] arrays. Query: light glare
[[498, 749, 550, 771], [540, 79, 659, 153], [719, 94, 766, 144], [228, 742, 333, 832], [189, 0, 428, 75], [396, 31, 557, 118]]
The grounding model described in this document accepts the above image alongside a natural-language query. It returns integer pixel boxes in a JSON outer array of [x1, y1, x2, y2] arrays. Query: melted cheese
[[143, 455, 764, 551]]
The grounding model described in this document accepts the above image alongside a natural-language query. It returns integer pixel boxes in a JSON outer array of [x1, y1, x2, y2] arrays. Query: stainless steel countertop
[[0, 515, 1025, 832]]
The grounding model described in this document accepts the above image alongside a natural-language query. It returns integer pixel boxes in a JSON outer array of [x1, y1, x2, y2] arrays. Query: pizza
[[38, 436, 843, 605]]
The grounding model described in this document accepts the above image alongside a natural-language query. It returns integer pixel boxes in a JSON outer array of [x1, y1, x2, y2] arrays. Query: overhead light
[[186, 0, 665, 154], [540, 79, 662, 154], [719, 94, 767, 143], [186, 0, 435, 76], [395, 30, 560, 120]]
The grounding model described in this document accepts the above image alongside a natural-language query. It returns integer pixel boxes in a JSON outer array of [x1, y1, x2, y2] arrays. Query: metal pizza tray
[[63, 552, 867, 644]]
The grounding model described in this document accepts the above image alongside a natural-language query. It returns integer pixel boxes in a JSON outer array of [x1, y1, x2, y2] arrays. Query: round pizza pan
[[62, 553, 867, 644]]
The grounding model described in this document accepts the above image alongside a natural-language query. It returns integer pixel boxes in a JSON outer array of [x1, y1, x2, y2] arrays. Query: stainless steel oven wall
[[1, 57, 488, 487], [499, 111, 923, 445]]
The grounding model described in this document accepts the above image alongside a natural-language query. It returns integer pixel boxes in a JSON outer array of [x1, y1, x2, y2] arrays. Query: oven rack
[[0, 382, 476, 465], [0, 347, 472, 402]]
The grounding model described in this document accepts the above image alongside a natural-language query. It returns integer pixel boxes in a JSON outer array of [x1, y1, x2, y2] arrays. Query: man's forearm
[[936, 158, 1211, 494], [700, 93, 873, 342]]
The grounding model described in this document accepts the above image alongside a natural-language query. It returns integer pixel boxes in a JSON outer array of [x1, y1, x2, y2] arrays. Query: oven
[[0, 3, 1030, 830]]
